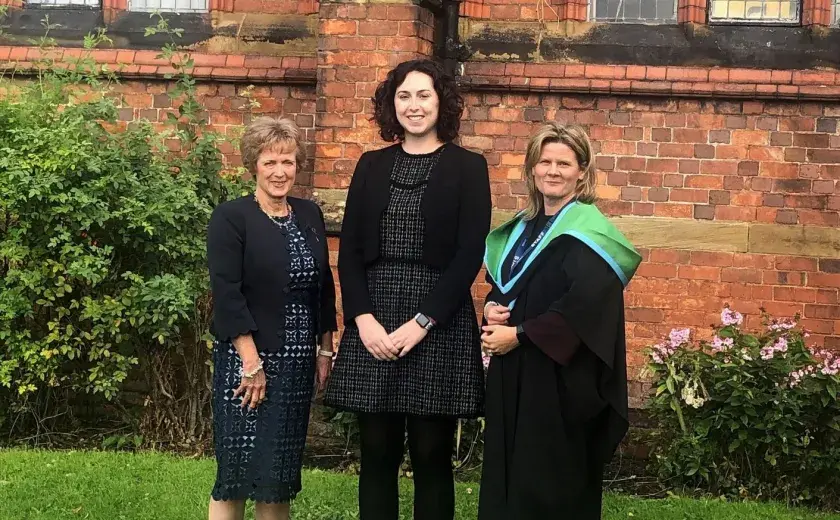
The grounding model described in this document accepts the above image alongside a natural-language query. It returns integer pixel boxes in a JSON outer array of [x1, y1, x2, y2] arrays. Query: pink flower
[[669, 328, 691, 348], [760, 336, 789, 360], [482, 353, 491, 370], [721, 308, 743, 327], [711, 335, 733, 352], [769, 319, 796, 332], [819, 354, 840, 376], [789, 365, 818, 387], [650, 341, 676, 363]]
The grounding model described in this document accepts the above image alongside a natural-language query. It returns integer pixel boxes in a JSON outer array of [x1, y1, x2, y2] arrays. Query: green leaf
[[742, 335, 759, 348]]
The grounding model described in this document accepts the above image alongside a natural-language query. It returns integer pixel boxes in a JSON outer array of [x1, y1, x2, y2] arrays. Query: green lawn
[[0, 449, 837, 520]]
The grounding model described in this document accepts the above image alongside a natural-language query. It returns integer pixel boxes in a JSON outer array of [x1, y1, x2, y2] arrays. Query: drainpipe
[[442, 0, 463, 77], [419, 0, 468, 77]]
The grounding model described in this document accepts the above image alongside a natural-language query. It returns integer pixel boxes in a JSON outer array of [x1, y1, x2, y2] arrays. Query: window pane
[[745, 0, 764, 17], [709, 0, 800, 21], [129, 0, 207, 12], [623, 0, 642, 19], [27, 0, 99, 6], [640, 0, 657, 19], [834, 0, 840, 25], [592, 0, 677, 22]]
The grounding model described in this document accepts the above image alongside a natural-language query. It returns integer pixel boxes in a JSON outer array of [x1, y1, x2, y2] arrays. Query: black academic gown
[[478, 232, 629, 520]]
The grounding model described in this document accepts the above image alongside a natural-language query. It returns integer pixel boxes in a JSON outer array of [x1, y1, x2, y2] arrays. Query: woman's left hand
[[315, 355, 332, 393], [481, 325, 519, 357], [389, 320, 429, 358]]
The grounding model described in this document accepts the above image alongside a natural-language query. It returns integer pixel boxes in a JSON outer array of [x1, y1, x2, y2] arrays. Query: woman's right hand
[[484, 303, 510, 326], [234, 358, 267, 410], [356, 314, 400, 361]]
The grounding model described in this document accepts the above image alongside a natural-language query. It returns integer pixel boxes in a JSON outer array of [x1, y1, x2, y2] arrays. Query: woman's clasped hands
[[481, 303, 519, 357], [355, 313, 428, 361]]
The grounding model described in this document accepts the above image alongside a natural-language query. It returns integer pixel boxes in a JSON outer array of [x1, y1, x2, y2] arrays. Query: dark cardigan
[[207, 195, 338, 351], [337, 142, 492, 327]]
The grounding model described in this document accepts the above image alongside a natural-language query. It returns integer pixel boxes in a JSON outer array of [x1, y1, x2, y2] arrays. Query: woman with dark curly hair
[[324, 59, 491, 520]]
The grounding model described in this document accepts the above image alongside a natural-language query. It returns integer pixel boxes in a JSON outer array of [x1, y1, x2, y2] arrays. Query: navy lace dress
[[211, 210, 319, 503]]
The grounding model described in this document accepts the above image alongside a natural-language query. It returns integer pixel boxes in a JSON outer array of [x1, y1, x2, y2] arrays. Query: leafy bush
[[0, 28, 244, 440], [645, 308, 840, 507]]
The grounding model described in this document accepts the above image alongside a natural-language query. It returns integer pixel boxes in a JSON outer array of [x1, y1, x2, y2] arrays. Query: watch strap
[[515, 324, 527, 345]]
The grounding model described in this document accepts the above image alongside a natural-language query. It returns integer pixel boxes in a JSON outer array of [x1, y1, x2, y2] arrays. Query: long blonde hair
[[522, 122, 596, 221]]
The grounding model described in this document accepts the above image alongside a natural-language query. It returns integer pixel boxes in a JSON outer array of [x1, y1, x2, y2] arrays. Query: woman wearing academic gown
[[477, 122, 642, 520]]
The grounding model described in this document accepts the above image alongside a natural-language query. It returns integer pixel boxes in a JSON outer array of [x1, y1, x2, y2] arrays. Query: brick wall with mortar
[[2, 0, 840, 408]]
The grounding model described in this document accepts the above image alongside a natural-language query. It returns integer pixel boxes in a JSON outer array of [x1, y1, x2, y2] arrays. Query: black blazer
[[338, 143, 492, 327], [207, 195, 338, 351]]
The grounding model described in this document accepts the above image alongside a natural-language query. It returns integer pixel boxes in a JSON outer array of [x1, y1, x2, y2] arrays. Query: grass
[[0, 449, 838, 520]]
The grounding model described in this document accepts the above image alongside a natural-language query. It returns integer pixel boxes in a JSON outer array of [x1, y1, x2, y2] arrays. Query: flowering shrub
[[645, 308, 840, 507]]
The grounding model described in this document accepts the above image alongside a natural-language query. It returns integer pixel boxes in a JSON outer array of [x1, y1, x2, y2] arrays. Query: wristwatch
[[515, 324, 527, 346], [414, 312, 435, 331]]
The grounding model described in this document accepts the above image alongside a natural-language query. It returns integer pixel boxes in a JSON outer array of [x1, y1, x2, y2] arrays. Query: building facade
[[1, 0, 838, 405]]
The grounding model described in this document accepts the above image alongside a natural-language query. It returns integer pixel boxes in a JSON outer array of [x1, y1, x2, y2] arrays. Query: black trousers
[[357, 413, 456, 520]]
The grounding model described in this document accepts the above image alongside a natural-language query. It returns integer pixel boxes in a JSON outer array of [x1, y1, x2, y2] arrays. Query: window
[[709, 0, 800, 22], [26, 0, 99, 6], [591, 0, 677, 23], [833, 0, 839, 25], [129, 0, 207, 12]]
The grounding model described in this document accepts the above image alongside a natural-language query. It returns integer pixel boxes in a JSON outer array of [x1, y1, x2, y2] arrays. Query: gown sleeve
[[520, 238, 624, 369]]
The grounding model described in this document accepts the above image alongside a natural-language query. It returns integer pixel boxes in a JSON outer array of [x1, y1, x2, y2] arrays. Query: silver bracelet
[[483, 301, 500, 314], [240, 359, 264, 379], [318, 349, 335, 358]]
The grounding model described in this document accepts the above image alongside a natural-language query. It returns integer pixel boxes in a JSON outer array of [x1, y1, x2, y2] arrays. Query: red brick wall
[[105, 80, 316, 180], [461, 93, 840, 226], [3, 0, 839, 406], [314, 1, 436, 189]]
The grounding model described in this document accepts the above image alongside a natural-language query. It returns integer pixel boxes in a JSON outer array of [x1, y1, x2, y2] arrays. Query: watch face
[[416, 314, 430, 327]]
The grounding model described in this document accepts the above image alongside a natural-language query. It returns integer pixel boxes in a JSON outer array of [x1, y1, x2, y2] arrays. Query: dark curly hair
[[372, 59, 464, 143]]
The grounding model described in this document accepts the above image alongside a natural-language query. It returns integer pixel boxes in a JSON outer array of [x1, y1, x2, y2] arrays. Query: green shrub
[[645, 307, 840, 507], [0, 30, 244, 439]]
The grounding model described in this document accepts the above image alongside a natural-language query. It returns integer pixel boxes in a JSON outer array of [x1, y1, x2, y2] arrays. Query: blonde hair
[[522, 122, 596, 221], [240, 117, 306, 174]]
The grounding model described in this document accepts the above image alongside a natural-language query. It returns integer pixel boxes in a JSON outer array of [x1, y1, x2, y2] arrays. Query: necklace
[[254, 193, 290, 219]]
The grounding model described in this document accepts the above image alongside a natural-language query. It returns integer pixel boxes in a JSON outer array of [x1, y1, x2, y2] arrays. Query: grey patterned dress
[[325, 145, 485, 417], [211, 210, 318, 503]]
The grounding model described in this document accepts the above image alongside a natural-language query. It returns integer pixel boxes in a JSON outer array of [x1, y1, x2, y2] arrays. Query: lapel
[[492, 238, 562, 310], [485, 202, 580, 310], [368, 145, 399, 217], [288, 197, 325, 277], [420, 143, 457, 217]]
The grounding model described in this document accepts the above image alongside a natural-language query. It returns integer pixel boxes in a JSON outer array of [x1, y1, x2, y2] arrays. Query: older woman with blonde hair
[[478, 122, 642, 519], [206, 116, 337, 520]]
